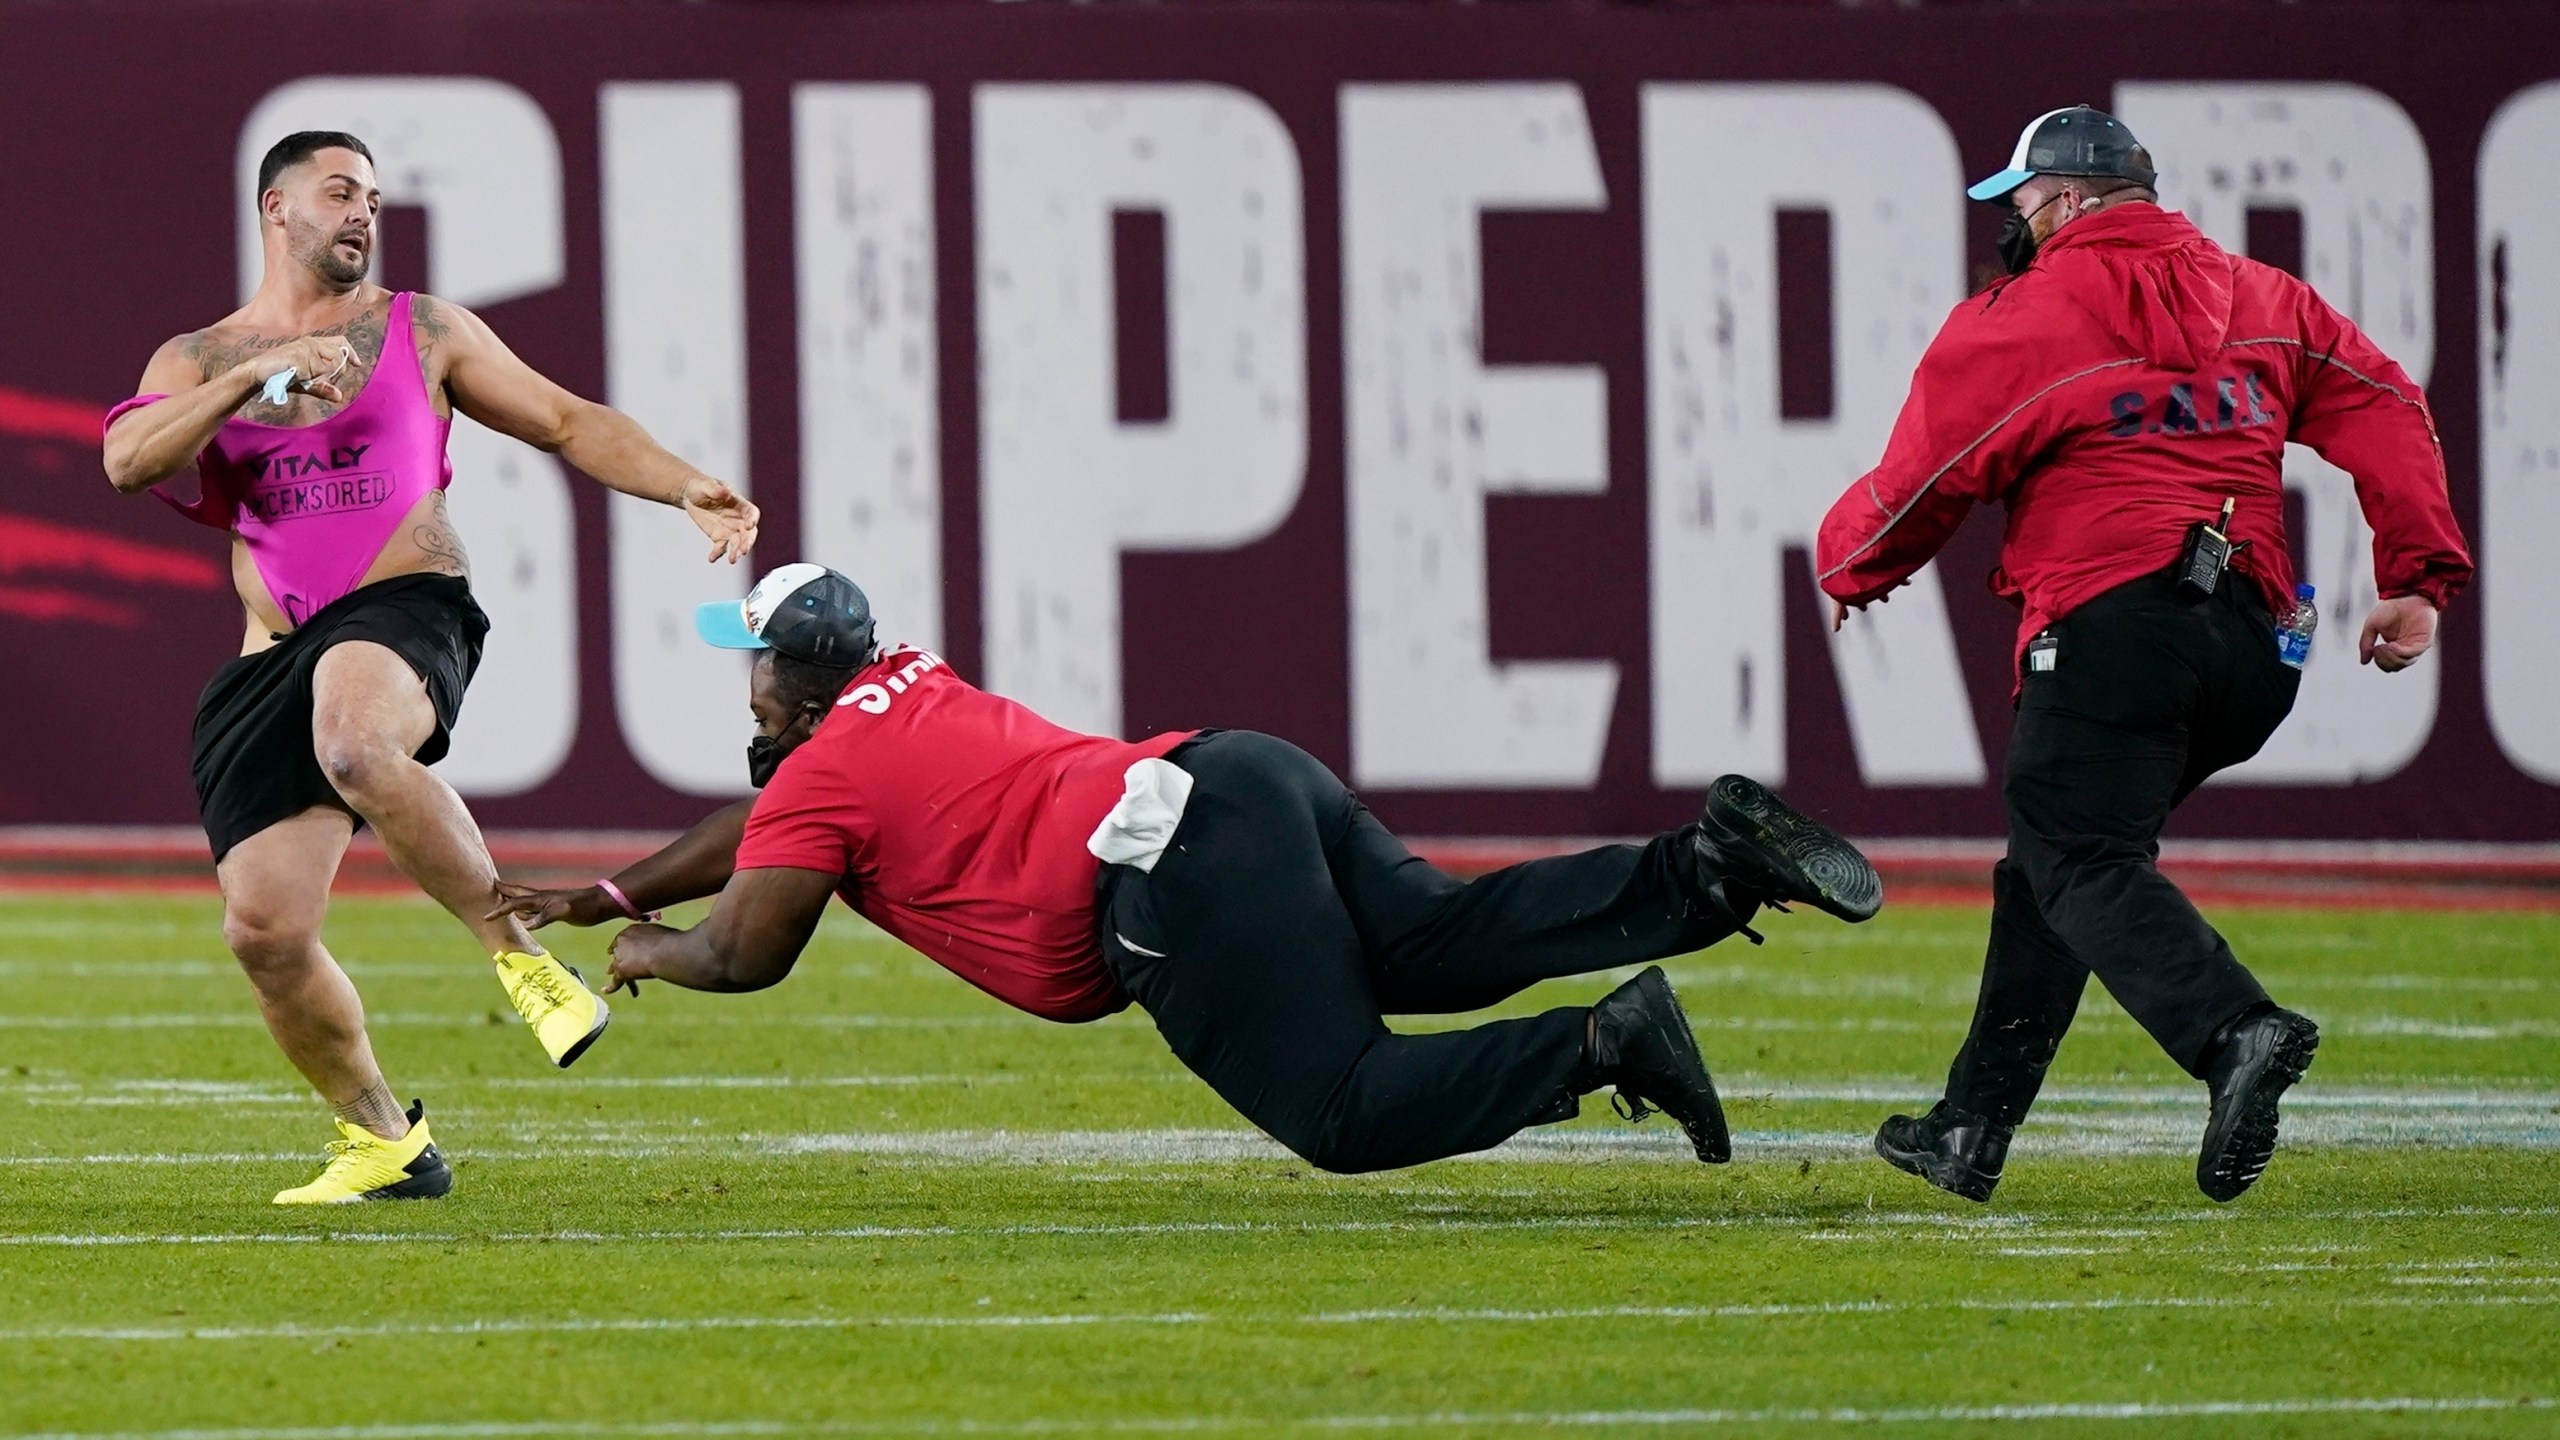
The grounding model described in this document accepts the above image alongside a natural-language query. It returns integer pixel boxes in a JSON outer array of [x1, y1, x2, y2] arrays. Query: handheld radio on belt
[[2176, 497, 2239, 600]]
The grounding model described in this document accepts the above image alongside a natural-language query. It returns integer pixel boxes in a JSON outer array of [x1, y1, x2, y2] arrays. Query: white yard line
[[2, 1292, 2555, 1347], [1724, 1084, 2560, 1109], [5, 1103, 2559, 1169], [762, 1103, 2560, 1160], [470, 1074, 1025, 1091], [1, 1074, 1185, 1102], [13, 1077, 2552, 1107], [0, 1215, 1762, 1249], [0, 1215, 1728, 1249], [4, 1204, 2555, 1251], [0, 1395, 2545, 1439], [2226, 1257, 2559, 1275], [2339, 1017, 2560, 1039]]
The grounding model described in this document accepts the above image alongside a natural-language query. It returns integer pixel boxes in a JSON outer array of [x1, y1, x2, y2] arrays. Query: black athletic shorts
[[190, 574, 489, 863]]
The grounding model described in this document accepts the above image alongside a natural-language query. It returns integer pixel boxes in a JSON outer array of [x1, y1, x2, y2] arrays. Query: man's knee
[[313, 730, 407, 798], [222, 898, 320, 973]]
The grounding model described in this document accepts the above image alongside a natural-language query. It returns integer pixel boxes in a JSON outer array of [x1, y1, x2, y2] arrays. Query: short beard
[[288, 215, 370, 287]]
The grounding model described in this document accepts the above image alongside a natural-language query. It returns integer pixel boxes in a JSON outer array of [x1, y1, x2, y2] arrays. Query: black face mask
[[1996, 190, 2071, 276], [745, 707, 818, 789]]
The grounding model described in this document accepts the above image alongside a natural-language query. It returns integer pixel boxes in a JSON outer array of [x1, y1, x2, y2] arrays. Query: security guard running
[[1815, 106, 2473, 1203]]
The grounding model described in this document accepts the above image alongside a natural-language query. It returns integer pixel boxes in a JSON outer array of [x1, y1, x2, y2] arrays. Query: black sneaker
[[1686, 776, 1883, 940], [1588, 967, 1730, 1163], [1874, 1101, 2011, 1203], [2197, 1007, 2320, 1203]]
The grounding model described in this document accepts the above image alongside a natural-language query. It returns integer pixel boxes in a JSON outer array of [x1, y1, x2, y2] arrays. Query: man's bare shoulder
[[406, 293, 480, 398], [407, 292, 498, 351], [137, 320, 256, 394]]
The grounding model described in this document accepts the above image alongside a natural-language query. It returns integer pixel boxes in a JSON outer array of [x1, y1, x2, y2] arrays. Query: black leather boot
[[1874, 1100, 2012, 1203], [2197, 1006, 2320, 1202], [1587, 966, 1730, 1163]]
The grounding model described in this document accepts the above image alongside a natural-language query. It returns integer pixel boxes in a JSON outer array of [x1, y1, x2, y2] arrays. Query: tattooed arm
[[103, 331, 357, 493], [426, 295, 760, 563]]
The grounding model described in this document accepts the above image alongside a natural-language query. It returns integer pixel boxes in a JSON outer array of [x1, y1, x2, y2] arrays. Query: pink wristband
[[596, 878, 658, 922]]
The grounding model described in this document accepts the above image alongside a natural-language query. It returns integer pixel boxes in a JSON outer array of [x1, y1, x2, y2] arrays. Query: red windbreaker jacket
[[1814, 203, 2471, 679]]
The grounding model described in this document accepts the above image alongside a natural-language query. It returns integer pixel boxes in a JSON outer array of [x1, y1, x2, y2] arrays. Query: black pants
[[1097, 731, 1742, 1173], [1945, 571, 2302, 1127]]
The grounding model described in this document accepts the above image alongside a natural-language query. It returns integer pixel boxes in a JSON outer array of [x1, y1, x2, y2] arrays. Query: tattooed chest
[[190, 307, 393, 424]]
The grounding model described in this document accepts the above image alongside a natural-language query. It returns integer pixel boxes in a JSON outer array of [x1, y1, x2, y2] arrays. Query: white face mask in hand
[[259, 348, 349, 407]]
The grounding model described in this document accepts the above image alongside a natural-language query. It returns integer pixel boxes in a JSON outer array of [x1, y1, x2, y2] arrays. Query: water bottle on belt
[[2277, 583, 2318, 668]]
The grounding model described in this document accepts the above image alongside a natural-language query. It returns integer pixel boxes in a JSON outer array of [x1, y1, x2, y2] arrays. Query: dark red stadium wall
[[1, 1, 2552, 841]]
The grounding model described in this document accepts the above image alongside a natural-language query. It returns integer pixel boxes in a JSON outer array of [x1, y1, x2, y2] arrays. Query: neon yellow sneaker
[[273, 1100, 452, 1205], [494, 949, 610, 1068]]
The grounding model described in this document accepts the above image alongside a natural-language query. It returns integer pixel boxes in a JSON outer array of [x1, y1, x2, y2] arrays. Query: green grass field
[[0, 892, 2553, 1438]]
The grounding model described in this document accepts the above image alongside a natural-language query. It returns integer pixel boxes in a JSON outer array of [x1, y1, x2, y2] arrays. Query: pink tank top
[[108, 292, 453, 628]]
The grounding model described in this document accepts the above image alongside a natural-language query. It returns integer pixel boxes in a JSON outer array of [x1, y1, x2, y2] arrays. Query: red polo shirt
[[733, 643, 1192, 1022]]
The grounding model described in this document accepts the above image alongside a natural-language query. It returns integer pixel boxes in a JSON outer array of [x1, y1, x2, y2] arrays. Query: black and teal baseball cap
[[694, 562, 878, 666], [1969, 105, 2157, 202]]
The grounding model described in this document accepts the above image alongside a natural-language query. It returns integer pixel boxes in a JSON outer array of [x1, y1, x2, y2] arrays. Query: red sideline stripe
[[0, 832, 2555, 912], [0, 584, 142, 625], [0, 513, 226, 588], [0, 385, 105, 444]]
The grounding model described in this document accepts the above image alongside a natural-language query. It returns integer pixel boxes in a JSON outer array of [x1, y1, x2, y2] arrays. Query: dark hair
[[257, 131, 375, 198], [2062, 171, 2156, 206], [767, 649, 868, 715]]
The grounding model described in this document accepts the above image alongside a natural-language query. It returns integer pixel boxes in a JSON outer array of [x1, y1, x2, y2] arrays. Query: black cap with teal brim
[[694, 562, 878, 667], [1970, 105, 2157, 202]]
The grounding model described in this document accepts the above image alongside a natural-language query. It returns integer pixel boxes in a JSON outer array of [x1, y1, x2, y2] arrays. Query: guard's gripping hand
[[485, 881, 615, 931], [679, 475, 760, 564], [604, 922, 677, 995]]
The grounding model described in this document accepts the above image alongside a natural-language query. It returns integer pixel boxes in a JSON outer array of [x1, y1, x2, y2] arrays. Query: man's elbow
[[542, 398, 612, 457], [708, 941, 793, 993], [102, 446, 159, 496]]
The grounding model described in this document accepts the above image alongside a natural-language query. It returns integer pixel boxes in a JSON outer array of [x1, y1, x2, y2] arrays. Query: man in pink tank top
[[101, 131, 762, 1204]]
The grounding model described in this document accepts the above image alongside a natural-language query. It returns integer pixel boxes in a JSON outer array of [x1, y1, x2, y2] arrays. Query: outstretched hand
[[2359, 595, 2439, 673], [484, 880, 615, 931], [679, 476, 760, 564], [1829, 588, 1894, 633]]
